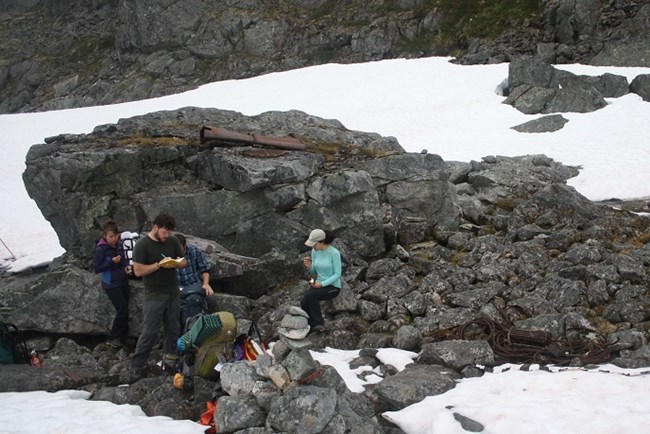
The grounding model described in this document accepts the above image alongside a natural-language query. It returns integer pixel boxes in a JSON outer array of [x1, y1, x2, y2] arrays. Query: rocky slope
[[2, 103, 649, 429], [1, 0, 649, 113]]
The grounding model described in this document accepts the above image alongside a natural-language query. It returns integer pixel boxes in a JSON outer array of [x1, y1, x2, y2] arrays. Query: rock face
[[22, 107, 425, 299], [459, 0, 650, 66], [3, 106, 650, 430], [1, 0, 649, 113], [503, 57, 632, 114]]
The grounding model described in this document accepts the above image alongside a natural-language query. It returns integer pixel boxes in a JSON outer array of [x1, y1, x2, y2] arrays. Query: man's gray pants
[[130, 295, 180, 369]]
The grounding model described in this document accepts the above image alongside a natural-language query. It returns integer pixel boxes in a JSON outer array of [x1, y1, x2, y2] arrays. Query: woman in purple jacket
[[93, 221, 131, 348]]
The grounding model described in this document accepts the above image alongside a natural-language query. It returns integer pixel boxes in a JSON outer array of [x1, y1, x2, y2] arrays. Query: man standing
[[130, 213, 187, 376], [175, 233, 214, 329]]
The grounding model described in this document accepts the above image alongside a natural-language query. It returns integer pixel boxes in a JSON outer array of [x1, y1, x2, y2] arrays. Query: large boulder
[[22, 108, 462, 298], [503, 57, 615, 114], [630, 74, 650, 102]]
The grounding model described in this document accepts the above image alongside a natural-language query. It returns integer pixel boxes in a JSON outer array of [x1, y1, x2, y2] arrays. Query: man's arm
[[134, 261, 159, 277], [193, 246, 213, 295], [201, 271, 214, 296]]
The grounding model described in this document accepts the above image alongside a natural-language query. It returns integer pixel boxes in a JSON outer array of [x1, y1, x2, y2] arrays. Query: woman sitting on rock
[[301, 229, 341, 334]]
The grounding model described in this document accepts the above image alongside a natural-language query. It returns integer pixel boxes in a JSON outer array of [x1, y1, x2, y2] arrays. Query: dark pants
[[104, 285, 130, 342], [300, 285, 340, 328], [130, 295, 180, 369]]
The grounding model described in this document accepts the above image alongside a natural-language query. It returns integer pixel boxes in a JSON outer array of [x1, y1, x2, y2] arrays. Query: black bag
[[0, 321, 30, 364], [180, 285, 209, 332]]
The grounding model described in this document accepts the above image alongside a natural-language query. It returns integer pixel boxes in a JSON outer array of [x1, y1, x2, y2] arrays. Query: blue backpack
[[180, 285, 209, 333], [0, 321, 29, 364]]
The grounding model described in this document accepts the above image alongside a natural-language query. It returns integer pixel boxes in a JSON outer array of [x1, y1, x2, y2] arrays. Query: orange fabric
[[199, 401, 216, 432], [243, 338, 259, 360]]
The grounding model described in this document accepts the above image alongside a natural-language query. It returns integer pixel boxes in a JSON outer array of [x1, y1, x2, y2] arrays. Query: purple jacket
[[93, 239, 129, 289]]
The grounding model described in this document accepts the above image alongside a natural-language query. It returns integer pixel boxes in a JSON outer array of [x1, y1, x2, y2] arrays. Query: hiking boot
[[308, 325, 326, 335], [161, 354, 179, 375], [107, 338, 122, 348], [122, 367, 145, 383]]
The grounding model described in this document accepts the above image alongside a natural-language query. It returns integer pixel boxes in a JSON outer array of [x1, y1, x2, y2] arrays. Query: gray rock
[[418, 340, 495, 370], [288, 306, 309, 317], [612, 345, 650, 369], [280, 314, 309, 330], [612, 255, 647, 284], [372, 364, 459, 411], [392, 325, 422, 351], [365, 258, 405, 283], [214, 395, 266, 433], [220, 362, 258, 396], [515, 314, 565, 340], [581, 73, 629, 98], [6, 265, 143, 336], [361, 274, 412, 304], [630, 74, 650, 102], [327, 390, 381, 434], [565, 243, 602, 265], [511, 114, 569, 133], [504, 58, 609, 114], [254, 353, 274, 378], [267, 386, 338, 433], [453, 412, 485, 432], [0, 364, 108, 393], [278, 326, 310, 340], [281, 348, 320, 382], [445, 286, 500, 311], [608, 329, 647, 352], [358, 300, 385, 322], [324, 286, 358, 314], [252, 380, 281, 412], [44, 337, 101, 369]]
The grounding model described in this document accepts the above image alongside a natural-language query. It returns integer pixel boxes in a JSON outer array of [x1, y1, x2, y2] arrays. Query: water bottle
[[29, 349, 43, 367]]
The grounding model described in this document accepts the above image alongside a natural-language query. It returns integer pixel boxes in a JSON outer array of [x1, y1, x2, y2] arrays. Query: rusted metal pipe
[[200, 126, 306, 151], [0, 237, 16, 260]]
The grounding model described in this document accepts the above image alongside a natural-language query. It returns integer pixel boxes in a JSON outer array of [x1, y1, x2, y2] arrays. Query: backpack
[[180, 285, 209, 332], [0, 321, 30, 364], [119, 231, 139, 267], [177, 311, 237, 381]]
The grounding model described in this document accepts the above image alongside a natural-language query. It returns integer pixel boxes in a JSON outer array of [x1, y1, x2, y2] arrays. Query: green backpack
[[177, 311, 237, 380]]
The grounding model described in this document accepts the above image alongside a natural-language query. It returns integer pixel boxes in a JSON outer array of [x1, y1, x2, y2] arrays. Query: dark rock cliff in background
[[1, 0, 649, 113]]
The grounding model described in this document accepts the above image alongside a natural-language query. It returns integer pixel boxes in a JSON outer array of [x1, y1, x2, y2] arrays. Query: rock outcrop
[[503, 56, 632, 115]]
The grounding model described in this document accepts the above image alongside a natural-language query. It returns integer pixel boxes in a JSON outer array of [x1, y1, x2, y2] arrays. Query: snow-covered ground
[[2, 350, 649, 434]]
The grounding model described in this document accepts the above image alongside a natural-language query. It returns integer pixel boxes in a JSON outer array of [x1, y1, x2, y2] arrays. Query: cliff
[[1, 0, 649, 113]]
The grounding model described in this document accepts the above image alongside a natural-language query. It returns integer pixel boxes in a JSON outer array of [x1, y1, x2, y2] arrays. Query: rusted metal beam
[[200, 126, 306, 151]]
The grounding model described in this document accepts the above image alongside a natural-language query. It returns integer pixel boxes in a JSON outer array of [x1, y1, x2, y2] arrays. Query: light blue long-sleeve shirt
[[309, 245, 342, 288]]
